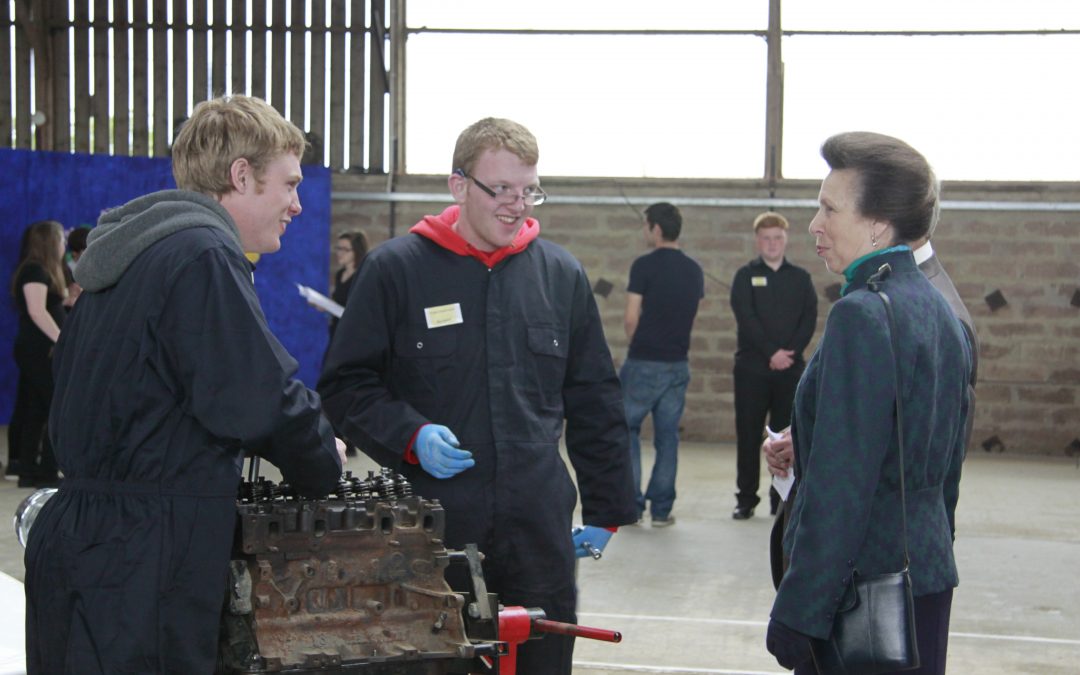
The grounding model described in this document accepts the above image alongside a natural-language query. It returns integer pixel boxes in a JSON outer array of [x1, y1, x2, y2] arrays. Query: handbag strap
[[867, 264, 910, 570]]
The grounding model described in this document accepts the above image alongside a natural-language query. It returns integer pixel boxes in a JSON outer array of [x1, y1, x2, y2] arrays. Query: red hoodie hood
[[410, 205, 540, 268]]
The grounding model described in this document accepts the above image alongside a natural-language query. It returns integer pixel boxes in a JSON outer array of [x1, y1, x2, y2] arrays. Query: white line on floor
[[949, 631, 1080, 646], [573, 662, 786, 675], [579, 612, 1080, 647]]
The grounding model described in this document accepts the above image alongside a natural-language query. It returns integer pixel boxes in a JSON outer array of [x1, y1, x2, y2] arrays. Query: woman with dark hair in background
[[9, 219, 67, 487], [321, 230, 369, 458], [328, 230, 369, 339], [766, 132, 972, 674]]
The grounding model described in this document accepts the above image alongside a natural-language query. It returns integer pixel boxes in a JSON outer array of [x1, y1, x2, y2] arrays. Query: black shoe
[[732, 506, 755, 520]]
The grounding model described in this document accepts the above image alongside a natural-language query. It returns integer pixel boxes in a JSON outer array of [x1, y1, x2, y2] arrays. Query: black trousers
[[6, 377, 28, 471], [796, 588, 954, 675], [12, 346, 58, 481], [733, 359, 802, 509]]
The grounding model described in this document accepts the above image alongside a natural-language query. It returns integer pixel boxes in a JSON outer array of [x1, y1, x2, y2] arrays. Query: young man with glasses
[[319, 117, 637, 674]]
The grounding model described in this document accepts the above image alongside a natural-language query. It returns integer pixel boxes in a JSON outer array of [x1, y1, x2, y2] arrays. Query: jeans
[[619, 358, 690, 520]]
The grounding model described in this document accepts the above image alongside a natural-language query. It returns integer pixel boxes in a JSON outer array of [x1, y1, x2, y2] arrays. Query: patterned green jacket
[[771, 248, 972, 639]]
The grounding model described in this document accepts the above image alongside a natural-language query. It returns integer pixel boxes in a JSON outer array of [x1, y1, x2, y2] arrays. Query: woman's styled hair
[[821, 131, 941, 243], [451, 117, 539, 174], [171, 95, 308, 197], [12, 220, 66, 297]]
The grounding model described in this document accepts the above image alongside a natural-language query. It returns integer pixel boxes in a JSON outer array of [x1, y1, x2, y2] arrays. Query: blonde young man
[[25, 95, 345, 674], [319, 117, 637, 675], [730, 212, 817, 520]]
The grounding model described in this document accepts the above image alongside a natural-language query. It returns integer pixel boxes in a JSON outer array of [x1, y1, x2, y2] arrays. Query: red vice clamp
[[496, 606, 621, 675]]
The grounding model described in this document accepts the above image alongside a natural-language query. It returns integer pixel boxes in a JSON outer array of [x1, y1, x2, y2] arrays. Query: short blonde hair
[[452, 117, 539, 174], [753, 211, 789, 232], [172, 95, 308, 197]]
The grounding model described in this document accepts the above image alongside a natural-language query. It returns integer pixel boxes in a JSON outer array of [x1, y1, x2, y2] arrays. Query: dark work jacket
[[771, 249, 972, 640], [26, 218, 342, 674], [319, 232, 637, 595]]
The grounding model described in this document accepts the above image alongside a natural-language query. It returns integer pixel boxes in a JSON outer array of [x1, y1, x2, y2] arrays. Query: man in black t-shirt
[[621, 202, 704, 527], [730, 212, 817, 520]]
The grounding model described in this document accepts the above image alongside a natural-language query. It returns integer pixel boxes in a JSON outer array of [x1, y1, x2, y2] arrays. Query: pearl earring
[[871, 231, 878, 248]]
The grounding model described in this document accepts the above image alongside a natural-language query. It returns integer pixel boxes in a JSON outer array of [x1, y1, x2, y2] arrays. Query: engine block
[[218, 469, 496, 674]]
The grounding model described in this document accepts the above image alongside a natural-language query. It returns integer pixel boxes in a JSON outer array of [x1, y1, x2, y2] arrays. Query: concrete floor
[[1, 441, 1077, 674]]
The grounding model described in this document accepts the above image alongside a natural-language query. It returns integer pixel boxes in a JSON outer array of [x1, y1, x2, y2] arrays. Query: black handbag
[[811, 264, 920, 675]]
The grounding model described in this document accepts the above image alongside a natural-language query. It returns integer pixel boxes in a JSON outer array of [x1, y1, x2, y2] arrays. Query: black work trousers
[[733, 359, 802, 510]]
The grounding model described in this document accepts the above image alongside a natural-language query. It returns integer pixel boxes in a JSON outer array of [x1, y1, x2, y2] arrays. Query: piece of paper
[[297, 283, 344, 318], [767, 426, 796, 502]]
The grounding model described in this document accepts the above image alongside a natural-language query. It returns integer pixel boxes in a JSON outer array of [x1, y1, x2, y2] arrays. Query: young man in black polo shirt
[[621, 202, 704, 527], [730, 211, 817, 520]]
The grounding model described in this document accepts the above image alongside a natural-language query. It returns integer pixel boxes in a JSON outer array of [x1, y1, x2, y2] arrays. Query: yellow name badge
[[752, 276, 768, 287], [424, 303, 464, 329]]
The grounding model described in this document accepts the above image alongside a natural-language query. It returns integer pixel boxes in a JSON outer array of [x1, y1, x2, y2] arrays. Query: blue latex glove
[[571, 525, 613, 559], [414, 424, 474, 479], [766, 618, 813, 670]]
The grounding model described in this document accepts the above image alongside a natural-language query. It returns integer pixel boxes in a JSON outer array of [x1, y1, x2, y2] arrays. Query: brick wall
[[330, 174, 1080, 457]]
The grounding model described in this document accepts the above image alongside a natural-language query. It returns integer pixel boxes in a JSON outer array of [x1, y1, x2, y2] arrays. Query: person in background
[[328, 229, 369, 339], [24, 94, 346, 674], [729, 212, 817, 520], [63, 225, 90, 308], [621, 202, 703, 527], [319, 117, 637, 675], [322, 229, 370, 459], [765, 132, 972, 675], [9, 220, 66, 488], [911, 232, 979, 446]]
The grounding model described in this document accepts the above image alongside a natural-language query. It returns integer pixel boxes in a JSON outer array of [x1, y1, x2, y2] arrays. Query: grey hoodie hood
[[75, 190, 243, 292]]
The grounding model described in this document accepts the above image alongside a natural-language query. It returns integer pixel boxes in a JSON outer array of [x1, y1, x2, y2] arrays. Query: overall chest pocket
[[393, 327, 459, 359], [525, 326, 569, 407], [391, 327, 459, 404], [526, 325, 569, 359]]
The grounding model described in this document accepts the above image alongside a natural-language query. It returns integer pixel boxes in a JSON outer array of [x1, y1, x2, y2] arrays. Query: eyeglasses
[[333, 245, 352, 253], [456, 169, 548, 207]]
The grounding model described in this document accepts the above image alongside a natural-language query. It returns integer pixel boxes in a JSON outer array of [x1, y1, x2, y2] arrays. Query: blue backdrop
[[0, 148, 332, 424]]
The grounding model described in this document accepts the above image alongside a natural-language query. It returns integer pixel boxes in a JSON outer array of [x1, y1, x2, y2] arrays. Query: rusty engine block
[[217, 469, 500, 674]]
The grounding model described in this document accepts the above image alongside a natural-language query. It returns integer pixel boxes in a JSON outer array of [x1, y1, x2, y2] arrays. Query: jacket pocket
[[392, 326, 459, 407], [526, 325, 568, 359], [525, 325, 569, 412], [393, 326, 459, 358]]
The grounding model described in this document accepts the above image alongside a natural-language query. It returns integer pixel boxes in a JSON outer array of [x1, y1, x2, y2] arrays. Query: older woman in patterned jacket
[[766, 132, 972, 675]]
